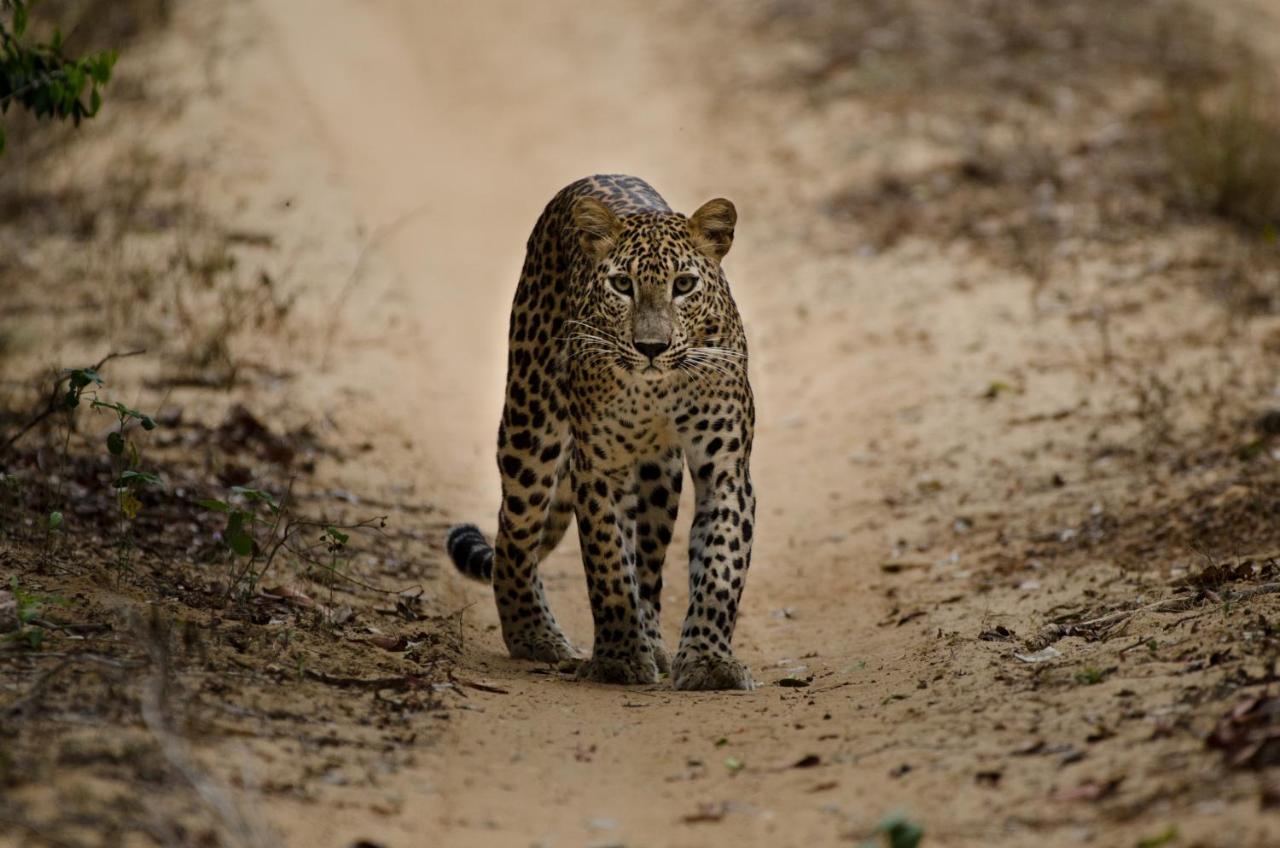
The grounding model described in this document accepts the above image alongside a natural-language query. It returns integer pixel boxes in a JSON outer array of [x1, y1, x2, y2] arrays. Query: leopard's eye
[[673, 274, 699, 296], [610, 275, 634, 297]]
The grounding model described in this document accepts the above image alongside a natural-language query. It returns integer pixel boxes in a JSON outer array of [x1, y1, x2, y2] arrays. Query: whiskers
[[557, 319, 747, 382], [559, 319, 626, 369], [677, 345, 747, 384]]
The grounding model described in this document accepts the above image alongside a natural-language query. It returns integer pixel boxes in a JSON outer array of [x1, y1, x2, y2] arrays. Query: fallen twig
[[29, 618, 113, 636], [302, 668, 421, 691], [1164, 610, 1212, 631], [1027, 582, 1280, 651], [1223, 582, 1280, 603], [449, 671, 509, 694], [1118, 637, 1153, 657]]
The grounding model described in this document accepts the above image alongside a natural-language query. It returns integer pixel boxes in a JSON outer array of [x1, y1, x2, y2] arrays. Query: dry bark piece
[[262, 585, 317, 607], [1014, 646, 1062, 663], [1207, 695, 1280, 769], [363, 634, 408, 651], [1050, 777, 1123, 802], [975, 770, 1002, 786], [979, 625, 1015, 642], [682, 802, 728, 824], [448, 672, 509, 695]]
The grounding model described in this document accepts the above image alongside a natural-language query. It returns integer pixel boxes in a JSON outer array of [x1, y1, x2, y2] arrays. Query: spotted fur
[[447, 174, 756, 691]]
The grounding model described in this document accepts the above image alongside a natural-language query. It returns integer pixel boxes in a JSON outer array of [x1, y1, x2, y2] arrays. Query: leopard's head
[[570, 196, 739, 381]]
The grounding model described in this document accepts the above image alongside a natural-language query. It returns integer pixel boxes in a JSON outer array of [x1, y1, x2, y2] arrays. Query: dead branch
[[448, 670, 509, 694], [301, 668, 422, 691], [1025, 582, 1280, 651]]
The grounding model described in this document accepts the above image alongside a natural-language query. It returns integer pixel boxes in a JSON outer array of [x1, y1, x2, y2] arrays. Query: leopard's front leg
[[673, 412, 756, 691], [572, 454, 660, 685]]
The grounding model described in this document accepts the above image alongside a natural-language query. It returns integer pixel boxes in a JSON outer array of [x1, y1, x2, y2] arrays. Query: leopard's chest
[[565, 371, 690, 461]]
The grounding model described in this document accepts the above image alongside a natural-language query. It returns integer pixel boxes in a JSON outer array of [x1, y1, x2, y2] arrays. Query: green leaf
[[107, 431, 124, 455], [225, 511, 254, 556], [227, 530, 254, 557], [1238, 438, 1268, 461], [1074, 666, 1107, 686], [982, 380, 1014, 400], [197, 499, 231, 513], [232, 486, 278, 513], [67, 367, 102, 388], [47, 511, 63, 531], [90, 400, 154, 426], [325, 526, 350, 545], [114, 470, 162, 489], [231, 486, 276, 504], [864, 813, 924, 848], [1136, 826, 1178, 848], [0, 32, 117, 158]]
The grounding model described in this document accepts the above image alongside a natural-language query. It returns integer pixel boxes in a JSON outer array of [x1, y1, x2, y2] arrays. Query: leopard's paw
[[672, 651, 754, 691], [651, 639, 671, 675], [576, 653, 660, 685], [505, 628, 578, 664]]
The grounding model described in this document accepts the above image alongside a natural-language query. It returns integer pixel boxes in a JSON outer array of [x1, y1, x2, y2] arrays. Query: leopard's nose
[[634, 341, 670, 362]]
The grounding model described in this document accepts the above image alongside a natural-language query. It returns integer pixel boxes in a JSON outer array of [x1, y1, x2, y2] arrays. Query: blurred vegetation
[[773, 0, 1280, 314], [0, 0, 118, 153], [0, 0, 170, 160], [1166, 63, 1280, 232]]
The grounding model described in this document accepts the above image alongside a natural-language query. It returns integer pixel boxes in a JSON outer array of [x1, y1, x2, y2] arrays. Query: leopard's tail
[[446, 523, 494, 583]]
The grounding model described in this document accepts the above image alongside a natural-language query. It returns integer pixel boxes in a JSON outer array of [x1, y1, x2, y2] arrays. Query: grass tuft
[[1166, 62, 1280, 231]]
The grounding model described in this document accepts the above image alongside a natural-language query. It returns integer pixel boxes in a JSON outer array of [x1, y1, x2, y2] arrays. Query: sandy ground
[[215, 2, 1278, 845], [232, 2, 958, 844], [7, 0, 1280, 846]]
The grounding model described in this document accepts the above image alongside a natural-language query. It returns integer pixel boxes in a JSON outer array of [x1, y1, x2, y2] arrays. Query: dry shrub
[[1166, 65, 1280, 232], [764, 0, 1222, 105], [32, 0, 172, 52]]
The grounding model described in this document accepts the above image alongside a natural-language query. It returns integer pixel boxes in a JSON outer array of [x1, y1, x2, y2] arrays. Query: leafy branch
[[2, 348, 145, 452], [200, 485, 389, 605], [0, 0, 118, 154]]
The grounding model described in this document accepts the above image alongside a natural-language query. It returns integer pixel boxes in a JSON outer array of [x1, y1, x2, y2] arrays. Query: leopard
[[446, 174, 756, 691]]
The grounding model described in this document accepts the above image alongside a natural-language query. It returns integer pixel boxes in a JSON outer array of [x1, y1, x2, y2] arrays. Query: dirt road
[[16, 0, 1272, 845], [227, 2, 976, 845], [207, 0, 1280, 845]]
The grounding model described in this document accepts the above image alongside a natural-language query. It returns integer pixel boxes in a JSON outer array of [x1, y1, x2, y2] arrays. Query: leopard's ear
[[688, 198, 736, 261], [571, 196, 622, 261]]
